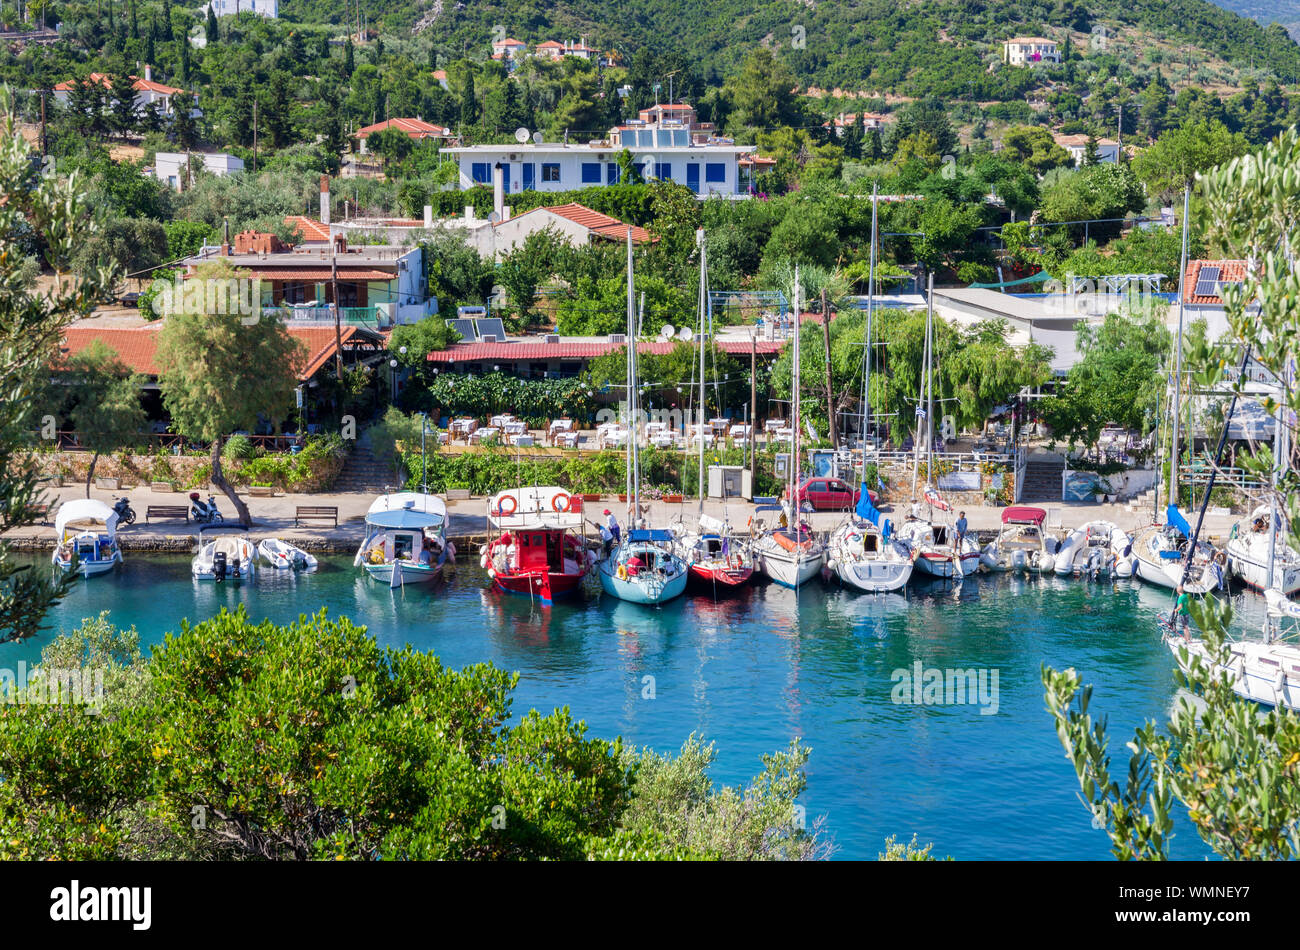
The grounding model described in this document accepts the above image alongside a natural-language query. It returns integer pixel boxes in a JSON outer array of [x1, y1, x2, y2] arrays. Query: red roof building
[[1183, 259, 1249, 306]]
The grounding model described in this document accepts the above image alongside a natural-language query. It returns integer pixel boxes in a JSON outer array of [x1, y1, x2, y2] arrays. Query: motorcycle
[[112, 496, 136, 526], [189, 492, 223, 524]]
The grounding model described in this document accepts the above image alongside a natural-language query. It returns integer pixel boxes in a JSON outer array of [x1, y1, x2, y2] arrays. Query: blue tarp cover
[[629, 529, 672, 542], [855, 481, 881, 526], [1159, 550, 1183, 560], [1166, 504, 1192, 539]]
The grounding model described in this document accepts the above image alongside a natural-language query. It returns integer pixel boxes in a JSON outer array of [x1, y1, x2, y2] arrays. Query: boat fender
[[487, 567, 495, 578], [731, 554, 743, 570], [1275, 669, 1286, 697], [480, 554, 489, 569], [551, 492, 571, 512], [447, 542, 456, 563], [616, 564, 628, 581], [497, 494, 518, 516]]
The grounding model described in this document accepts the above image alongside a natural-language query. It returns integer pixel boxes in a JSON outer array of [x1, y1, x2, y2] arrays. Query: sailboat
[[1227, 403, 1300, 593], [898, 274, 979, 578], [753, 266, 826, 588], [825, 192, 913, 594], [1133, 505, 1222, 594], [598, 228, 689, 605]]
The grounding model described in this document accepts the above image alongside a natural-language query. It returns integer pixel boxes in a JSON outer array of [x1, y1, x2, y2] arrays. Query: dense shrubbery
[[0, 610, 834, 860]]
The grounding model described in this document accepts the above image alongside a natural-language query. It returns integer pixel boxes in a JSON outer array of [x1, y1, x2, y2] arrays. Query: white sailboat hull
[[1168, 634, 1300, 712], [754, 540, 825, 588]]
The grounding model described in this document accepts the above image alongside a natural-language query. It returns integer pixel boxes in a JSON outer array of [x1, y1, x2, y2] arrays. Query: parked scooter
[[112, 496, 136, 526], [189, 492, 223, 524]]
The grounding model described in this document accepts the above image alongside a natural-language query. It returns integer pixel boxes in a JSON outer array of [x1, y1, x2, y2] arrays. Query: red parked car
[[785, 477, 878, 511]]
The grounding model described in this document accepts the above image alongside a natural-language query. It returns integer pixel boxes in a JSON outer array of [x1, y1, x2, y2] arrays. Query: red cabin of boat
[[483, 487, 591, 601]]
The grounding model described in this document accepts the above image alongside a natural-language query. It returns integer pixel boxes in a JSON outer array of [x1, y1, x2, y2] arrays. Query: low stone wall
[[876, 461, 1016, 507], [32, 449, 347, 494]]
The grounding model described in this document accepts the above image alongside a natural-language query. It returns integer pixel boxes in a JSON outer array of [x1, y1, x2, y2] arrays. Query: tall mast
[[861, 182, 878, 451], [625, 228, 634, 515], [697, 228, 707, 506], [1170, 185, 1191, 508], [792, 266, 801, 506]]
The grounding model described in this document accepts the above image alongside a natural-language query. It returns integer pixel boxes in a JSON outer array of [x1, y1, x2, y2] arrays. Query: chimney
[[502, 205, 511, 222], [144, 64, 152, 82], [423, 205, 433, 228], [464, 205, 473, 222], [319, 175, 331, 225], [492, 163, 504, 220]]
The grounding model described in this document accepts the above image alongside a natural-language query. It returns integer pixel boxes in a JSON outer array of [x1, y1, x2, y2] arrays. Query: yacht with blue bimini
[[354, 491, 452, 587], [825, 485, 913, 593], [598, 528, 689, 605], [51, 499, 123, 578], [1133, 505, 1223, 595]]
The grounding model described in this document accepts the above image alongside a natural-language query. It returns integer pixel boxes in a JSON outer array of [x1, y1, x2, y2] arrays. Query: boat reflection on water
[[823, 589, 909, 640], [478, 586, 554, 646]]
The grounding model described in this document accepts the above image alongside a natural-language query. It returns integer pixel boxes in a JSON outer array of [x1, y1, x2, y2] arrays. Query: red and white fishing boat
[[480, 486, 594, 602]]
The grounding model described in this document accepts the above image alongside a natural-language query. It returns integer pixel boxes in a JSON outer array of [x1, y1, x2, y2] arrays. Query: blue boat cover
[[1165, 504, 1192, 538], [855, 481, 881, 526], [367, 509, 444, 529], [629, 528, 672, 542], [881, 518, 892, 543], [1159, 549, 1183, 560]]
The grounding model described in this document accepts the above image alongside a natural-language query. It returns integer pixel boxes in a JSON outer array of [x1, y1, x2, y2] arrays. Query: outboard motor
[[213, 550, 228, 583], [230, 556, 242, 580]]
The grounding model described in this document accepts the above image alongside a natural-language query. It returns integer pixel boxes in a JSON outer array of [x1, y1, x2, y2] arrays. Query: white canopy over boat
[[55, 499, 118, 536], [487, 486, 583, 530], [364, 492, 447, 529]]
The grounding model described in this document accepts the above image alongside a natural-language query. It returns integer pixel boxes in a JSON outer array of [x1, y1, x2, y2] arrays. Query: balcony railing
[[266, 306, 389, 329]]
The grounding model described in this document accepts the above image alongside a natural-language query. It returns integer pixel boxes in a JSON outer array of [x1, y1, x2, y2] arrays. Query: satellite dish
[[487, 211, 501, 224], [514, 127, 530, 144], [531, 131, 544, 144], [659, 324, 675, 339], [678, 326, 694, 341]]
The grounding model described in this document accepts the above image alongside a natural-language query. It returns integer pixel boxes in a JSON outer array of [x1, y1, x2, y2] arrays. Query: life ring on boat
[[497, 494, 518, 516], [731, 554, 743, 569], [552, 492, 571, 512], [616, 564, 629, 581]]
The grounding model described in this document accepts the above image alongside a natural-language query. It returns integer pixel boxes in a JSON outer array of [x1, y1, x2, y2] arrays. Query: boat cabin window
[[934, 526, 948, 545], [864, 534, 879, 553], [393, 534, 414, 561]]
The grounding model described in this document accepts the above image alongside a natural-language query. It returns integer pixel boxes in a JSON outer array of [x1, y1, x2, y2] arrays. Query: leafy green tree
[[154, 259, 304, 527], [887, 99, 958, 158], [366, 124, 413, 165], [0, 87, 113, 645], [721, 48, 803, 132], [56, 341, 147, 496], [1039, 163, 1146, 244], [1040, 309, 1171, 450], [1000, 125, 1073, 176], [1132, 119, 1249, 205], [420, 231, 495, 310]]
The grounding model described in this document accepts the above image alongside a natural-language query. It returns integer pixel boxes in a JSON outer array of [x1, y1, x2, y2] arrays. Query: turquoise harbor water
[[6, 555, 1270, 859]]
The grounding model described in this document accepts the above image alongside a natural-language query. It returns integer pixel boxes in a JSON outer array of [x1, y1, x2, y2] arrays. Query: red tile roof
[[503, 203, 653, 243], [1184, 259, 1249, 305], [535, 40, 564, 48], [224, 267, 395, 281], [354, 117, 450, 140], [285, 216, 330, 242], [59, 325, 379, 381], [54, 72, 182, 95], [426, 339, 785, 363]]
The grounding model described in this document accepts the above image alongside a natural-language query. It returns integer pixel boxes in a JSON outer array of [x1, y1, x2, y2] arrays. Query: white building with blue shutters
[[440, 131, 756, 199], [206, 0, 278, 17]]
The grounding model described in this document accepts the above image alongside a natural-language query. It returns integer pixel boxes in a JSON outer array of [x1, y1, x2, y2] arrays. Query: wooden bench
[[146, 505, 189, 523], [295, 505, 338, 527]]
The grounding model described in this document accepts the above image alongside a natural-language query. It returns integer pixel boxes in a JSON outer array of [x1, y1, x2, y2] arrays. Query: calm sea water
[[7, 555, 1271, 859]]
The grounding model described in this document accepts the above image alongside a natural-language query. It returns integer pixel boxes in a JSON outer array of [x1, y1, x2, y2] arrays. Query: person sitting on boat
[[418, 547, 432, 566], [909, 498, 922, 521], [626, 555, 643, 577]]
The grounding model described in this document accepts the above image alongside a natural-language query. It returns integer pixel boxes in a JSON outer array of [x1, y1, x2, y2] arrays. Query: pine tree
[[205, 5, 217, 45], [344, 37, 354, 77], [460, 71, 477, 128], [179, 37, 190, 83], [129, 0, 138, 39], [161, 0, 173, 41]]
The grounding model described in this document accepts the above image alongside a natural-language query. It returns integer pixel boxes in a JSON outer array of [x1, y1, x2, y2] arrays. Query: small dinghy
[[193, 533, 256, 582], [258, 537, 318, 571]]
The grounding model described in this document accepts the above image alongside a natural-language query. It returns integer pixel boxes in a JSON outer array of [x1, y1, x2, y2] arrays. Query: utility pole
[[252, 97, 258, 171], [821, 288, 836, 448], [331, 233, 343, 381], [750, 329, 757, 489]]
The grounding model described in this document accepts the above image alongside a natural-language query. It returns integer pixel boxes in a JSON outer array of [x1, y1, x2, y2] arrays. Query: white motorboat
[[51, 499, 123, 577], [354, 491, 451, 586], [897, 517, 980, 578], [258, 537, 318, 571], [193, 533, 256, 581], [1132, 506, 1222, 594], [825, 489, 913, 593], [1053, 520, 1134, 577], [1226, 505, 1300, 595], [980, 506, 1057, 573]]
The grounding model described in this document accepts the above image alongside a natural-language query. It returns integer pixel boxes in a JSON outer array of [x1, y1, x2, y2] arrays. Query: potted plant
[[1097, 476, 1116, 503]]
